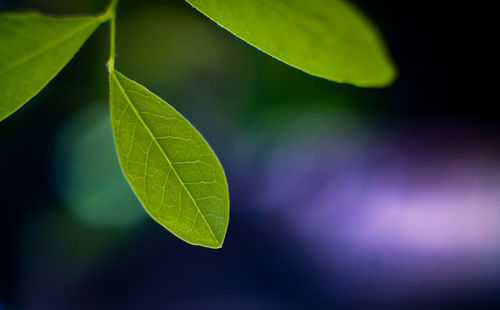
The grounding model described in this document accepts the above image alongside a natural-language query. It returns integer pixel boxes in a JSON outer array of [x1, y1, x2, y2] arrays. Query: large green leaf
[[185, 0, 396, 87], [0, 12, 105, 121], [109, 70, 229, 248]]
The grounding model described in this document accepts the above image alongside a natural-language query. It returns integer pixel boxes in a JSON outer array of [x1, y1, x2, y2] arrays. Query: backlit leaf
[[0, 12, 105, 121], [109, 70, 229, 248], [185, 0, 397, 87]]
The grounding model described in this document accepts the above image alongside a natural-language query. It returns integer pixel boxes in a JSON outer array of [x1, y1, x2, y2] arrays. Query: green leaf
[[0, 12, 105, 121], [185, 0, 397, 87], [109, 70, 229, 248]]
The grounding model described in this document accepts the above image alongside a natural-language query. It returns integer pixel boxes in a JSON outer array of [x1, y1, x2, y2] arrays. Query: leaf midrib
[[111, 71, 221, 246], [0, 16, 101, 76]]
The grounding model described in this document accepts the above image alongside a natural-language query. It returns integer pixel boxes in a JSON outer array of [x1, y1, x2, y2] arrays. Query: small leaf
[[185, 0, 397, 87], [109, 70, 229, 248], [0, 12, 105, 121]]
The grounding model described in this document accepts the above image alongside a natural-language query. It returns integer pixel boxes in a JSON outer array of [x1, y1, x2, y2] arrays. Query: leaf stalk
[[106, 0, 120, 71]]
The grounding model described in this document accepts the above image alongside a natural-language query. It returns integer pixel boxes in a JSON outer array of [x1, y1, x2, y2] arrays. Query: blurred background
[[0, 0, 498, 309]]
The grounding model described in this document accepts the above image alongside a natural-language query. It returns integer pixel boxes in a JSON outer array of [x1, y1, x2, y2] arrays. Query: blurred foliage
[[54, 102, 146, 228]]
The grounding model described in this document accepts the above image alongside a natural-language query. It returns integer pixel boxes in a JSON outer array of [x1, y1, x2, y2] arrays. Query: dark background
[[1, 0, 498, 309]]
